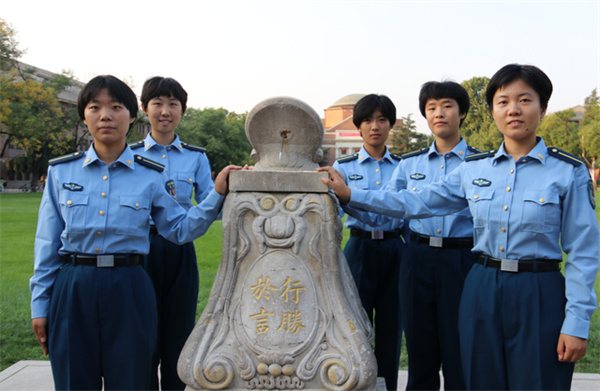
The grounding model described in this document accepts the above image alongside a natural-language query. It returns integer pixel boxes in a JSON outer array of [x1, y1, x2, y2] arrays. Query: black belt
[[67, 254, 140, 267], [410, 232, 473, 249], [476, 253, 560, 273], [149, 225, 159, 235], [350, 228, 402, 240]]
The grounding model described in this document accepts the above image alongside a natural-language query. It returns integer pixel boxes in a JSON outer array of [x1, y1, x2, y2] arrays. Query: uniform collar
[[493, 137, 547, 166], [143, 132, 183, 152], [428, 137, 469, 161], [83, 144, 136, 170], [358, 146, 393, 164]]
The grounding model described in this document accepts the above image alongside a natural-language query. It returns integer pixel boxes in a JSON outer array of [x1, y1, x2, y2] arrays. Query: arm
[[557, 165, 599, 361], [193, 152, 215, 204]]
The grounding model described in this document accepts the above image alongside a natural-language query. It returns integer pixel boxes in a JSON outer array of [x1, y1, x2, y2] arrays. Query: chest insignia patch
[[166, 180, 177, 200], [348, 174, 363, 181], [472, 178, 491, 187], [62, 183, 84, 191], [410, 173, 426, 180]]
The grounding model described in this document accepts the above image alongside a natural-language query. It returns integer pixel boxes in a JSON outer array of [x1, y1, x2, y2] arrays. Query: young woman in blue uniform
[[333, 94, 405, 390], [130, 76, 214, 390], [30, 75, 238, 390], [319, 64, 599, 390]]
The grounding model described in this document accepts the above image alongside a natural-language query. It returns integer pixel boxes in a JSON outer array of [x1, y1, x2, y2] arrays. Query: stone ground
[[1, 360, 599, 390]]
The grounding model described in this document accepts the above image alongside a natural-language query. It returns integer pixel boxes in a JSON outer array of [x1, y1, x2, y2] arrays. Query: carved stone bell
[[178, 97, 378, 390]]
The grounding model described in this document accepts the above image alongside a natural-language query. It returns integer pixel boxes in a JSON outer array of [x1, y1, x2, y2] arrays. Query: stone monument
[[178, 97, 378, 390]]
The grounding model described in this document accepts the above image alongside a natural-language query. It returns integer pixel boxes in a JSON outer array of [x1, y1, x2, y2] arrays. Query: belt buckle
[[429, 236, 443, 248], [97, 255, 115, 267], [501, 258, 518, 272], [371, 231, 384, 240]]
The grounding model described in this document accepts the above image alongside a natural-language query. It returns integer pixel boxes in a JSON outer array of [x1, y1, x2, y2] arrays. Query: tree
[[580, 89, 600, 188], [460, 76, 502, 151], [537, 109, 581, 155], [390, 114, 428, 155], [176, 107, 253, 173], [0, 18, 24, 72]]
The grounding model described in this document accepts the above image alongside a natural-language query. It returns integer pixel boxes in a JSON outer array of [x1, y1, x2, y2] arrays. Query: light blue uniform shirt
[[333, 146, 403, 232], [349, 138, 599, 338], [30, 144, 225, 318], [132, 133, 213, 210]]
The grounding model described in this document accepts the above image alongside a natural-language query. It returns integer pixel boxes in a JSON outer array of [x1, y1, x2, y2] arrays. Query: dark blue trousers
[[48, 263, 157, 390], [143, 234, 199, 391], [400, 240, 476, 390], [459, 263, 574, 390], [343, 235, 404, 390]]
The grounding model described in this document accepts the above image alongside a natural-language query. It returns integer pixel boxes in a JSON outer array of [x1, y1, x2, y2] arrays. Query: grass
[[0, 192, 598, 373]]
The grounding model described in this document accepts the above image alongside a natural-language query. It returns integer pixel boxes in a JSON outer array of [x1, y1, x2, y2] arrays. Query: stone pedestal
[[178, 97, 377, 390]]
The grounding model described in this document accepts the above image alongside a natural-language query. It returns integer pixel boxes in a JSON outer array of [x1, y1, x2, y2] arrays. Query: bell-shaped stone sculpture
[[178, 97, 378, 390]]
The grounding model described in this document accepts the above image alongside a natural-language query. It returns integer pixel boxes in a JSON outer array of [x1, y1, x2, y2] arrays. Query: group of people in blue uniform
[[30, 62, 598, 391], [30, 75, 240, 390], [320, 63, 599, 390]]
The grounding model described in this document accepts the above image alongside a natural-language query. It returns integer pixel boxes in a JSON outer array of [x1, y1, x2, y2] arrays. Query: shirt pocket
[[521, 190, 561, 233], [466, 188, 495, 230], [348, 179, 369, 190], [59, 192, 89, 234], [116, 195, 150, 236], [175, 171, 195, 201]]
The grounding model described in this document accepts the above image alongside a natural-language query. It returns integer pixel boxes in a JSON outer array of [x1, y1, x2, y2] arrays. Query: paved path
[[1, 360, 600, 390]]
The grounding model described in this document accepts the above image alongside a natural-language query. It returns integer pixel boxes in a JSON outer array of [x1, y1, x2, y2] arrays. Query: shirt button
[[436, 229, 441, 234], [99, 210, 104, 216], [539, 198, 545, 203], [95, 248, 100, 253], [162, 154, 166, 159], [506, 187, 511, 192], [376, 181, 380, 185], [501, 227, 506, 232], [354, 186, 358, 189], [189, 178, 193, 182], [135, 203, 140, 208], [101, 192, 106, 198], [376, 169, 380, 173], [412, 187, 417, 191], [97, 231, 102, 235], [503, 206, 508, 211], [499, 247, 504, 252], [103, 175, 108, 180], [510, 169, 514, 174], [474, 195, 479, 199], [440, 165, 444, 169], [67, 200, 72, 205]]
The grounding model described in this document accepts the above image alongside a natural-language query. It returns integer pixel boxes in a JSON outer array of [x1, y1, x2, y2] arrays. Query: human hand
[[214, 165, 243, 195], [316, 166, 351, 204], [557, 333, 587, 362], [32, 317, 49, 356]]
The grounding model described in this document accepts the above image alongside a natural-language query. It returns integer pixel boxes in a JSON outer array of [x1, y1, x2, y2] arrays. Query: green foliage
[[176, 107, 253, 172], [0, 18, 24, 72], [460, 76, 501, 151], [538, 109, 581, 155], [391, 114, 429, 155]]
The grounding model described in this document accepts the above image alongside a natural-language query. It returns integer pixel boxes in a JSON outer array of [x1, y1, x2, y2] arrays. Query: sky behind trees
[[2, 0, 598, 133]]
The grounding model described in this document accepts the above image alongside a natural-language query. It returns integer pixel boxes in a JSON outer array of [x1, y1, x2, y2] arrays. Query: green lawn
[[1, 192, 599, 373]]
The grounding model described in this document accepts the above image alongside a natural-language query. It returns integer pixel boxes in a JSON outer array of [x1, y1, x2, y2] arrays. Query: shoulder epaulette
[[401, 147, 428, 159], [134, 155, 164, 172], [181, 142, 206, 153], [467, 146, 483, 154], [390, 153, 402, 161], [465, 149, 497, 162], [336, 153, 359, 164], [48, 151, 85, 166], [129, 140, 145, 149], [547, 147, 583, 167]]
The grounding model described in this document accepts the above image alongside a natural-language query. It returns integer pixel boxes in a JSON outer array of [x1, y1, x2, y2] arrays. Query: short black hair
[[77, 75, 138, 121], [486, 64, 553, 111], [352, 94, 396, 128], [140, 76, 188, 113], [419, 81, 470, 127]]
